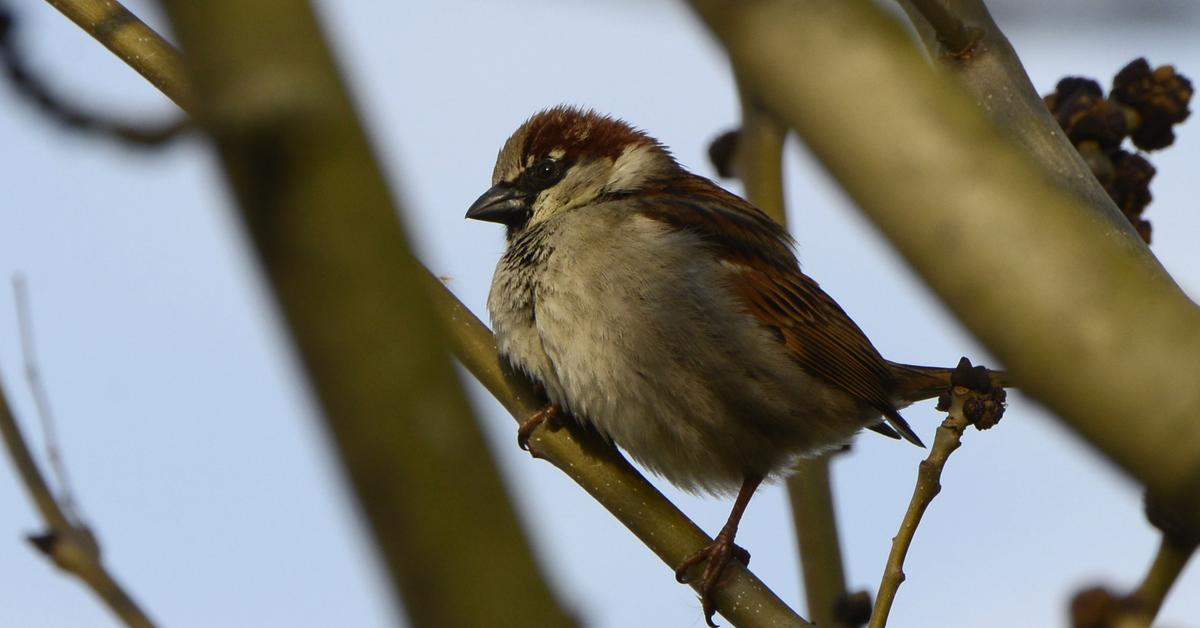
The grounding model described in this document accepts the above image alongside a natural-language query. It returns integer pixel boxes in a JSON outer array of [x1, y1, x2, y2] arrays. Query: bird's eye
[[527, 158, 564, 188]]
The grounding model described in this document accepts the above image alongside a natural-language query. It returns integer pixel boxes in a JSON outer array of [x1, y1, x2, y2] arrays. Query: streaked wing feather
[[638, 175, 905, 427]]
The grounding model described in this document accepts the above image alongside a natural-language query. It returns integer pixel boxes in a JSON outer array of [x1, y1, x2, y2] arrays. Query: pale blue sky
[[1, 2, 1196, 627]]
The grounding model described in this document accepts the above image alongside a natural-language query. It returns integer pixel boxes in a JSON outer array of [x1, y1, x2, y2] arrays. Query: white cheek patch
[[607, 144, 666, 192]]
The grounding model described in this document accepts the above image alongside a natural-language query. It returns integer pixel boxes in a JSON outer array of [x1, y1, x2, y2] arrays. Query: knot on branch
[[1143, 491, 1200, 548], [27, 525, 101, 573], [1111, 58, 1193, 151]]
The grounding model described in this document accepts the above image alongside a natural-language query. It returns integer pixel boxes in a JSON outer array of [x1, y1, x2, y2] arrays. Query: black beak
[[465, 183, 531, 226]]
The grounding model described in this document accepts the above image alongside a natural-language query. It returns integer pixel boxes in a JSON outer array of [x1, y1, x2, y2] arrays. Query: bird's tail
[[886, 361, 1012, 404]]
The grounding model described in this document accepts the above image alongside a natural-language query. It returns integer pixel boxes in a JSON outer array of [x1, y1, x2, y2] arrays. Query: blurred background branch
[[0, 280, 155, 628], [154, 1, 573, 626]]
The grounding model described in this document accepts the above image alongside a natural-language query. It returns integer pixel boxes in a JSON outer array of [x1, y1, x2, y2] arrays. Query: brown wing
[[638, 175, 924, 446]]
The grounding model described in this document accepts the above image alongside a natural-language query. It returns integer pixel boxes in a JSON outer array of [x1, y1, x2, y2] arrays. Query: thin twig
[[868, 389, 971, 628], [0, 294, 156, 627], [1127, 536, 1197, 622], [13, 275, 80, 520]]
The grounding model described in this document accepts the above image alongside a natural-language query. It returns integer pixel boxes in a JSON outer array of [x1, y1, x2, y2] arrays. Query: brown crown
[[519, 106, 664, 161]]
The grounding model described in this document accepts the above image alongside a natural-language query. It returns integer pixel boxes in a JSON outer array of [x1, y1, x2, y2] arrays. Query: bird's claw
[[674, 538, 751, 627], [517, 404, 563, 451]]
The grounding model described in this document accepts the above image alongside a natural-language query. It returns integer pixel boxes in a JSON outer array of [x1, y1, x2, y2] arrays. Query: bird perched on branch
[[467, 106, 996, 626]]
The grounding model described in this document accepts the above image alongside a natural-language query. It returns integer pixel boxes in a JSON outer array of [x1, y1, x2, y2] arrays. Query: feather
[[637, 175, 925, 446]]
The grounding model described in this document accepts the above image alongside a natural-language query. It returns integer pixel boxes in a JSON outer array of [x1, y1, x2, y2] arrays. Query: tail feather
[[881, 407, 926, 448], [871, 360, 1012, 449], [886, 361, 1011, 403]]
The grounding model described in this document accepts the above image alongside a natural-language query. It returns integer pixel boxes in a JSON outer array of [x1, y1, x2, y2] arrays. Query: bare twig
[[0, 287, 155, 627], [13, 275, 80, 520], [1128, 536, 1197, 622], [868, 388, 970, 628]]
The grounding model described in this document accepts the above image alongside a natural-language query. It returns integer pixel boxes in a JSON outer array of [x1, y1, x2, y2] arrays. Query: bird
[[467, 106, 1000, 626]]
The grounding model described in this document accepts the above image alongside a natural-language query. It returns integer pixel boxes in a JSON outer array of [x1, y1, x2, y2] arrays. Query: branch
[[0, 286, 155, 627], [148, 2, 575, 627], [868, 390, 968, 627], [895, 0, 1132, 233], [1128, 537, 1197, 622], [44, 0, 193, 111], [731, 80, 855, 628], [1129, 493, 1200, 623], [686, 0, 1200, 530], [901, 0, 979, 55]]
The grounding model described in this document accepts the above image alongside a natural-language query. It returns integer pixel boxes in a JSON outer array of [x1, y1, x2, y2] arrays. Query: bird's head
[[466, 106, 677, 232]]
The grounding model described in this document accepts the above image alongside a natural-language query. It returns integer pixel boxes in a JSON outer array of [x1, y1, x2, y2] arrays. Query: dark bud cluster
[[707, 128, 741, 179], [1111, 58, 1193, 151], [1045, 78, 1128, 151], [833, 590, 873, 627], [937, 357, 1007, 430], [1069, 585, 1140, 628], [1044, 58, 1192, 244]]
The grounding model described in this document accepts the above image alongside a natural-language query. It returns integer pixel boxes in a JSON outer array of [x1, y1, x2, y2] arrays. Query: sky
[[0, 1, 1196, 627]]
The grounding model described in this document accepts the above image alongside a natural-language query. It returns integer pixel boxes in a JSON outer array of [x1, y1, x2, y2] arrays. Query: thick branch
[[154, 2, 573, 627], [687, 0, 1200, 529], [895, 0, 1132, 232]]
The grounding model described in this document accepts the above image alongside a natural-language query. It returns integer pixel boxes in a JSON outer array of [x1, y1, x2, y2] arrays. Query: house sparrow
[[468, 106, 996, 625]]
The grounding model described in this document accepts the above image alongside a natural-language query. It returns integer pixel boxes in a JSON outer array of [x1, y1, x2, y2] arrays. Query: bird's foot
[[674, 536, 751, 627], [517, 404, 563, 451]]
